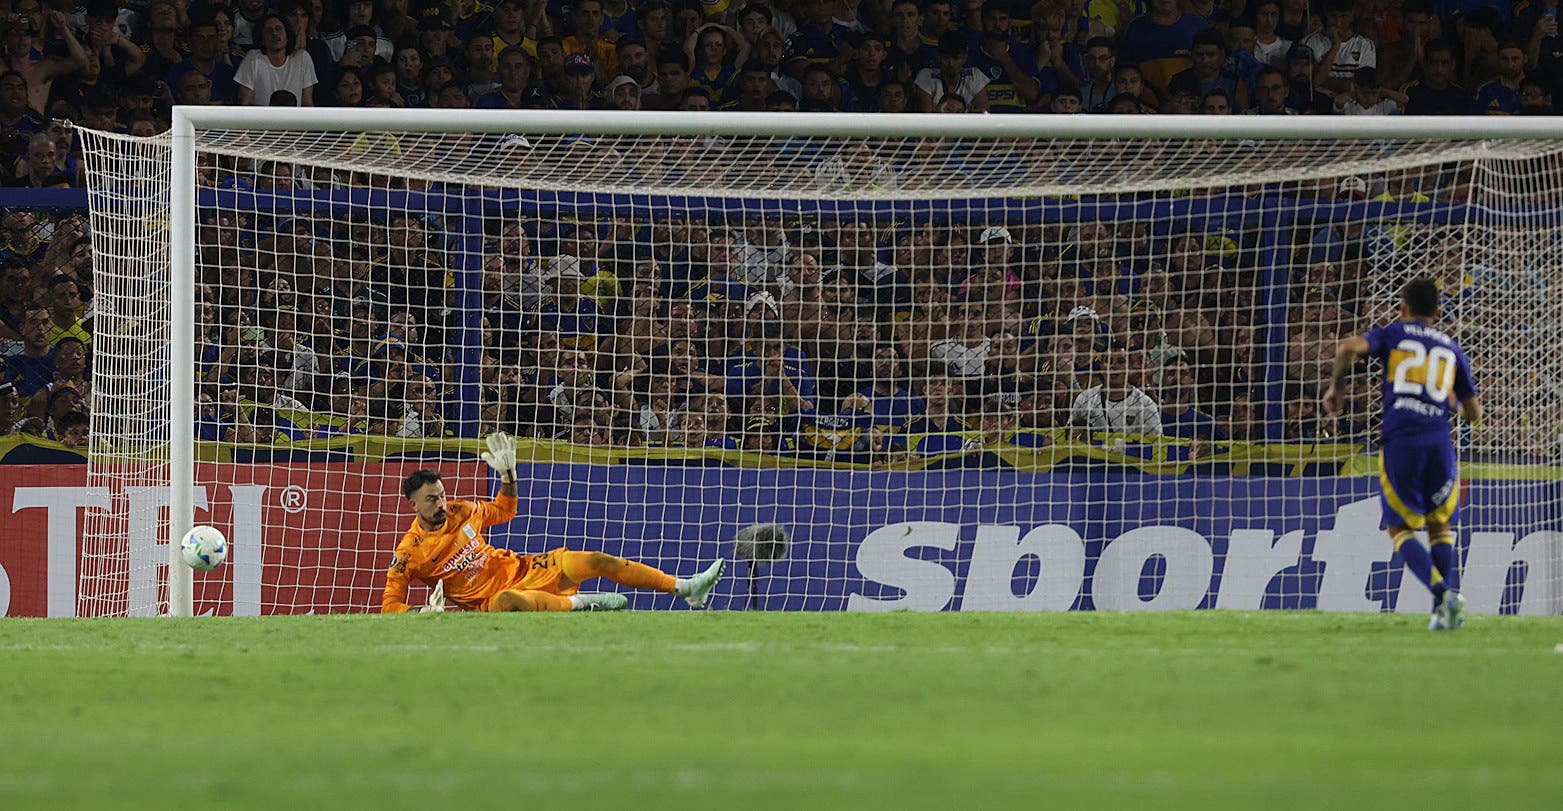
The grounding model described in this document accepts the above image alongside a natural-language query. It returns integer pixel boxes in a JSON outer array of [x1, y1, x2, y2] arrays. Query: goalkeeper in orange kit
[[381, 433, 725, 613]]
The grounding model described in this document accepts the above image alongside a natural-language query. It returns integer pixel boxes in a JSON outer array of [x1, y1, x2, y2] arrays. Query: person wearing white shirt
[[1302, 0, 1376, 93], [235, 13, 318, 105], [1069, 347, 1163, 440]]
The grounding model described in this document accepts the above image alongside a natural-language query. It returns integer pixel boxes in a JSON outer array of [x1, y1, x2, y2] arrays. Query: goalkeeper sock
[[1391, 530, 1443, 596], [562, 551, 677, 593], [1429, 533, 1460, 592]]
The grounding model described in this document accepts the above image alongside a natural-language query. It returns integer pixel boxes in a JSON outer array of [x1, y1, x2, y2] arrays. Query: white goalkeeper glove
[[480, 431, 517, 482], [420, 579, 446, 614]]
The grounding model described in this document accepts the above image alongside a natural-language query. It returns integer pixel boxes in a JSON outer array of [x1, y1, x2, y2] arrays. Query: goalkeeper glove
[[480, 431, 517, 482], [420, 579, 446, 614]]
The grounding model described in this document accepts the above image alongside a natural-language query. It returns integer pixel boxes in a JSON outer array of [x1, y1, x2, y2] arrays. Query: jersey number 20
[[1391, 340, 1457, 402]]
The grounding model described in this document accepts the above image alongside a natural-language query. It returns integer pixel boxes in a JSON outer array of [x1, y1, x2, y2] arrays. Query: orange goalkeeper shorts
[[504, 546, 579, 597]]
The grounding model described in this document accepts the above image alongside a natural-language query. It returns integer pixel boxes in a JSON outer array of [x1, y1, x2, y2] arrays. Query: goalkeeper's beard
[[429, 509, 446, 527]]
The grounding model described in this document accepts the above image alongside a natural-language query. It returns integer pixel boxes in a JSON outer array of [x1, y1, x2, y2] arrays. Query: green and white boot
[[571, 593, 628, 611], [677, 559, 726, 608]]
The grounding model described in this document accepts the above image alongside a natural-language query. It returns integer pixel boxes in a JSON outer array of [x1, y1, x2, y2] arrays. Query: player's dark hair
[[402, 468, 442, 499], [1401, 277, 1440, 318]]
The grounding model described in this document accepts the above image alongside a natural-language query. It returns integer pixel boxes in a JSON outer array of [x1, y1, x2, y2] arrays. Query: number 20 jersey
[[1363, 320, 1479, 447]]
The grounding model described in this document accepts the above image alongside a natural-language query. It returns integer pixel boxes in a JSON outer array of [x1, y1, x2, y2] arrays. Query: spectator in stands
[[1406, 38, 1462, 114], [566, 0, 622, 83], [1171, 28, 1248, 109], [0, 380, 19, 435], [1474, 40, 1527, 114], [1248, 0, 1292, 69], [1304, 0, 1376, 94], [1284, 43, 1332, 113], [1068, 345, 1161, 440], [0, 72, 47, 168], [55, 409, 88, 449], [475, 45, 535, 108], [4, 7, 86, 117], [971, 2, 1043, 113], [1119, 0, 1209, 92], [913, 32, 990, 112], [236, 13, 319, 105], [1245, 66, 1297, 113], [45, 275, 88, 346], [1331, 66, 1405, 113], [170, 16, 241, 105], [6, 303, 53, 397], [1078, 36, 1117, 111], [1158, 358, 1226, 457]]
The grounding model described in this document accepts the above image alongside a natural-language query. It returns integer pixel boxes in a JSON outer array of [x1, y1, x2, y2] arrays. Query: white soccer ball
[[180, 525, 228, 571]]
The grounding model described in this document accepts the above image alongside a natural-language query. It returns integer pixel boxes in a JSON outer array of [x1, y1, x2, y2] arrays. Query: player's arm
[[381, 548, 414, 613], [478, 432, 520, 526], [1458, 395, 1482, 425], [1322, 335, 1371, 416]]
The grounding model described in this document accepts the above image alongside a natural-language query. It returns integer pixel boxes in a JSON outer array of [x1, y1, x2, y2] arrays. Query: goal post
[[76, 109, 1563, 618]]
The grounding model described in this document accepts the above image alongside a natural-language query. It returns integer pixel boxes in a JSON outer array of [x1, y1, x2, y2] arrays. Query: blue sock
[[1429, 534, 1460, 592], [1393, 530, 1444, 598]]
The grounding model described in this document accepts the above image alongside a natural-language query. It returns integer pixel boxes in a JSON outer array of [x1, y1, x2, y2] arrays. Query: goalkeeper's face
[[410, 481, 449, 529]]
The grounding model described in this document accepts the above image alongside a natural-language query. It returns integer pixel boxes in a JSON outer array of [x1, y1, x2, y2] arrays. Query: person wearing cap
[[604, 73, 642, 109], [564, 0, 621, 82], [1283, 42, 1331, 113], [1301, 0, 1376, 94], [1118, 0, 1209, 92], [167, 15, 241, 104], [540, 51, 603, 108], [236, 13, 319, 105], [912, 31, 990, 111]]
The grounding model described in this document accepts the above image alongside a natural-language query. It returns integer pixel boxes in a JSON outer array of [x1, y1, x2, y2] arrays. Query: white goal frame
[[161, 108, 1563, 617]]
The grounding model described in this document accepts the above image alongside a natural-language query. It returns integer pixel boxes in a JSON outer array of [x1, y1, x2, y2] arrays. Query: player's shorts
[[1379, 444, 1461, 530], [485, 547, 578, 611]]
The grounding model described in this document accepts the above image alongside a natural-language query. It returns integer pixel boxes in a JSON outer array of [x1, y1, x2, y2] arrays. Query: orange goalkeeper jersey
[[381, 492, 522, 613]]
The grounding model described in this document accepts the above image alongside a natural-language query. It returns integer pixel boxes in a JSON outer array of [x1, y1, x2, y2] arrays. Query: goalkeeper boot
[[1439, 590, 1467, 630], [678, 558, 726, 608], [572, 593, 628, 612]]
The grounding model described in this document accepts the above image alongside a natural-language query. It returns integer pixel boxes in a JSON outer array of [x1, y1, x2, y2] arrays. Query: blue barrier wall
[[487, 465, 1562, 615]]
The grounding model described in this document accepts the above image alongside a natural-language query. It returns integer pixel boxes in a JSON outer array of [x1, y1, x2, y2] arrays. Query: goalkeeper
[[382, 433, 725, 613]]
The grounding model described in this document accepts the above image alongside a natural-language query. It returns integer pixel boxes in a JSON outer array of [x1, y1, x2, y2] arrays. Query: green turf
[[3, 611, 1561, 810]]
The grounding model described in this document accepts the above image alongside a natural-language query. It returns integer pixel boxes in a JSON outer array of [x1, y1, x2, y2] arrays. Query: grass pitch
[[3, 611, 1561, 810]]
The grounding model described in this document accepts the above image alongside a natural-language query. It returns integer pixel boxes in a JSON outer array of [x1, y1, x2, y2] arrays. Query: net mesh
[[78, 122, 1563, 617]]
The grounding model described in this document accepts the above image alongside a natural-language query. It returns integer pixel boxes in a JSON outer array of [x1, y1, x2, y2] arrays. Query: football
[[179, 525, 228, 571]]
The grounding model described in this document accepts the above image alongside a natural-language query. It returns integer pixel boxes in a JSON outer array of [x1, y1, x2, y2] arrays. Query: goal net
[[76, 112, 1563, 617]]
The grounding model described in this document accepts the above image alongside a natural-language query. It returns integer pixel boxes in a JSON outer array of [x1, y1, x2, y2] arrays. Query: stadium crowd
[[0, 0, 1553, 460]]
